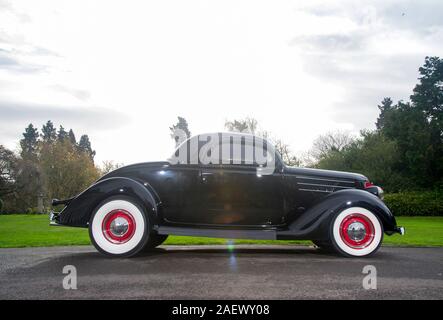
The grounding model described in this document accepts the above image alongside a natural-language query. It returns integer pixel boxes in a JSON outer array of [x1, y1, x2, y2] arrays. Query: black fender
[[277, 189, 398, 240], [58, 177, 159, 227]]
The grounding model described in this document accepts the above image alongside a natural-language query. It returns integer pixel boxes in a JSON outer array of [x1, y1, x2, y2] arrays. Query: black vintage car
[[51, 132, 404, 258]]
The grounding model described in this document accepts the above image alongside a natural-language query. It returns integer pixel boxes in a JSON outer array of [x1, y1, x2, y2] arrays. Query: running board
[[157, 226, 277, 240]]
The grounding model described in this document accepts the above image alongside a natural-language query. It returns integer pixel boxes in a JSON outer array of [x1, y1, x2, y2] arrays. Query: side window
[[170, 134, 276, 168], [220, 138, 274, 166]]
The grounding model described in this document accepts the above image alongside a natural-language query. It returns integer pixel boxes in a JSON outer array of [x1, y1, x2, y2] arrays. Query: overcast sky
[[1, 0, 442, 165]]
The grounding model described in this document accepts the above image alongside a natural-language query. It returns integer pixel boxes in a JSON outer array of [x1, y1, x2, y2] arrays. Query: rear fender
[[58, 177, 159, 227], [278, 189, 397, 240]]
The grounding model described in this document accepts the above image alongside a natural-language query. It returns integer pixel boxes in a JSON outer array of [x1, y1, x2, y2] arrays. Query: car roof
[[185, 132, 268, 143]]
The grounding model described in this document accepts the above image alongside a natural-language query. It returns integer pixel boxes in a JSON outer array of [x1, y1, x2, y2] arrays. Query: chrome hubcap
[[109, 217, 129, 236], [347, 222, 366, 241]]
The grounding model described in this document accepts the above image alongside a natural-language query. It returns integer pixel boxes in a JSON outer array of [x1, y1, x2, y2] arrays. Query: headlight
[[377, 186, 384, 200]]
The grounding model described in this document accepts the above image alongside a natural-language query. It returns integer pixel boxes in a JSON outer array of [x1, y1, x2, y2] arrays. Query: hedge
[[384, 190, 443, 216], [1, 191, 442, 217]]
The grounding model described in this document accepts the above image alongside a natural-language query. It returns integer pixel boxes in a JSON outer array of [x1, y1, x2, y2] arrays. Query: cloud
[[49, 85, 91, 101], [0, 0, 31, 23], [291, 34, 365, 52], [0, 100, 130, 142], [0, 49, 46, 73], [290, 0, 442, 130]]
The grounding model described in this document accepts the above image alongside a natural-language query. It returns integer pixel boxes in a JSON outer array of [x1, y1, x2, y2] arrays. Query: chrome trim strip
[[297, 182, 353, 189], [298, 188, 333, 193], [295, 175, 355, 184]]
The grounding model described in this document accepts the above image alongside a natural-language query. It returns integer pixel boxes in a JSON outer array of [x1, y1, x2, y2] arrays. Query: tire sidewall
[[329, 206, 384, 258], [89, 195, 151, 258]]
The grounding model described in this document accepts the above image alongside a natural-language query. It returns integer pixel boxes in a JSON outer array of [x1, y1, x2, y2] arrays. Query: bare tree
[[100, 160, 124, 175], [224, 119, 302, 166], [224, 117, 258, 134], [273, 138, 302, 167], [310, 131, 354, 161]]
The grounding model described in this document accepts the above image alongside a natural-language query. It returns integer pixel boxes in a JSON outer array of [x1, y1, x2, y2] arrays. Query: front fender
[[58, 177, 159, 227], [277, 189, 398, 240]]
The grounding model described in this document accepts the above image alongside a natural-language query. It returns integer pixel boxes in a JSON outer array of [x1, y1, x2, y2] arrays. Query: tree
[[100, 160, 124, 175], [57, 125, 68, 141], [19, 124, 39, 159], [224, 117, 301, 166], [68, 129, 76, 145], [314, 57, 443, 191], [41, 120, 57, 143], [0, 145, 41, 212], [375, 97, 393, 130], [411, 56, 443, 129], [78, 135, 96, 159], [224, 117, 258, 134], [410, 56, 443, 186], [315, 131, 405, 192], [39, 139, 100, 201], [170, 116, 191, 147], [0, 145, 19, 198], [310, 131, 354, 161], [273, 139, 302, 167], [3, 121, 100, 212]]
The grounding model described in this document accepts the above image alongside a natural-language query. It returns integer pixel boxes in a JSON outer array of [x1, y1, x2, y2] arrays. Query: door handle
[[200, 171, 213, 183]]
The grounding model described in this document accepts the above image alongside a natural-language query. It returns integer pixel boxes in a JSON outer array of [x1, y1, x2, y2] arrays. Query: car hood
[[284, 166, 367, 182]]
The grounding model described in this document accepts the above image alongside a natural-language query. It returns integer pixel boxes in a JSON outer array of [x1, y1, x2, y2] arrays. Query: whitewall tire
[[89, 196, 150, 257], [330, 207, 383, 257]]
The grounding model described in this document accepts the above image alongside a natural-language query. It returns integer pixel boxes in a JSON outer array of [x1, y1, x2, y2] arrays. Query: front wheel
[[329, 207, 383, 257], [89, 196, 150, 258]]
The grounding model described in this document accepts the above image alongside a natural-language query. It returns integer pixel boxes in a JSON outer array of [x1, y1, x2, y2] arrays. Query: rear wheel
[[89, 196, 150, 258], [312, 240, 334, 252], [329, 207, 383, 257], [142, 233, 168, 251]]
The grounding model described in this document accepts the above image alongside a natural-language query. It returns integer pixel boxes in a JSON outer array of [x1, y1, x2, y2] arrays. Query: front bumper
[[365, 185, 384, 200], [395, 226, 405, 235]]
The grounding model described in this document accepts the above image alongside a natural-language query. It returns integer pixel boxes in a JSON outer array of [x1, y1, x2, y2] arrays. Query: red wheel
[[102, 209, 136, 244], [339, 214, 375, 249]]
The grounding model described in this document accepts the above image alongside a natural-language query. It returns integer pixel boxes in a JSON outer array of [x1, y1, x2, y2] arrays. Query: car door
[[196, 135, 285, 227], [164, 133, 285, 227]]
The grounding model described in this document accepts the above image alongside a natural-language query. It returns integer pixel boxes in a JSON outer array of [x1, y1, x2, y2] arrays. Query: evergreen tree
[[19, 124, 39, 159], [57, 126, 68, 141], [170, 116, 191, 147], [411, 56, 443, 128], [78, 135, 96, 159], [410, 56, 443, 185], [41, 120, 57, 143], [68, 129, 77, 145], [375, 97, 393, 130]]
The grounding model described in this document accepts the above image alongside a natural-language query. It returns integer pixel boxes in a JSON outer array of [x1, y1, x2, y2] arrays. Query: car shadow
[[132, 245, 340, 259]]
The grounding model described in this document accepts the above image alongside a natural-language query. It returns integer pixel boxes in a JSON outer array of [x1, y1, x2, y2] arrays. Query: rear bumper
[[49, 210, 63, 226], [49, 197, 74, 227]]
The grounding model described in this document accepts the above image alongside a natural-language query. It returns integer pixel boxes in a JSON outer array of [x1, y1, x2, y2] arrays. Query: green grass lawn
[[0, 214, 442, 248]]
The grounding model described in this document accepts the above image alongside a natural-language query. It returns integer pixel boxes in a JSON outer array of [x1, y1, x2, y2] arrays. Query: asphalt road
[[0, 245, 442, 299]]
